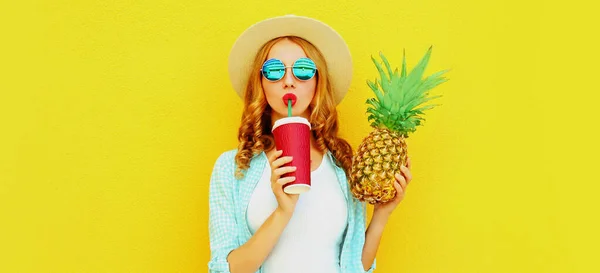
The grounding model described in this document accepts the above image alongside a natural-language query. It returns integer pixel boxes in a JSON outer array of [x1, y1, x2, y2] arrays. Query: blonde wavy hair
[[234, 36, 353, 179]]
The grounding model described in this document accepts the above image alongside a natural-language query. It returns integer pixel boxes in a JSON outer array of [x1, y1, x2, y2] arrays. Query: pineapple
[[350, 46, 449, 204]]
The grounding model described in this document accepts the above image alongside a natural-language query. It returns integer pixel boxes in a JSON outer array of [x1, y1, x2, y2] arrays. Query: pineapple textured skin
[[350, 128, 408, 204]]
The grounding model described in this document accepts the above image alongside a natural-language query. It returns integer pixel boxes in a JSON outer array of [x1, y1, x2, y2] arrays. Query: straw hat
[[228, 15, 352, 105]]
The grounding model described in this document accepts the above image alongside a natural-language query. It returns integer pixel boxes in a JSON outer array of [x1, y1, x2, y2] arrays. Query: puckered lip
[[282, 93, 297, 106]]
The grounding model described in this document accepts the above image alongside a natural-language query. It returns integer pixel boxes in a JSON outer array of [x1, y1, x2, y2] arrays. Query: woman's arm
[[362, 212, 390, 270], [226, 208, 292, 273], [209, 150, 299, 273], [361, 163, 413, 271]]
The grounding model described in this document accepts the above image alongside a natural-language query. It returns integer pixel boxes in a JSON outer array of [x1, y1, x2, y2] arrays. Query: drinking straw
[[288, 99, 292, 117]]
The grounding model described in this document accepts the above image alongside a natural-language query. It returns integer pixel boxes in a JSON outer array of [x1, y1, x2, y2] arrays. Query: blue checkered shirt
[[208, 149, 376, 273]]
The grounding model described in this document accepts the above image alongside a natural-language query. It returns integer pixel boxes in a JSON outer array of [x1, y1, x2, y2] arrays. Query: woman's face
[[262, 39, 317, 122]]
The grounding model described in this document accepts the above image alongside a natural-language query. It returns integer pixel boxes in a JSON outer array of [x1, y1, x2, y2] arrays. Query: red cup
[[272, 117, 312, 194]]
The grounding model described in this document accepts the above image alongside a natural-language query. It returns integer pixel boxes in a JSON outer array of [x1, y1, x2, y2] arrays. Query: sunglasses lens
[[262, 59, 285, 81], [293, 58, 317, 80]]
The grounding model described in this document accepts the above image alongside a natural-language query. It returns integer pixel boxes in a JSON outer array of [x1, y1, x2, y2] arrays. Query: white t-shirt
[[246, 152, 349, 273]]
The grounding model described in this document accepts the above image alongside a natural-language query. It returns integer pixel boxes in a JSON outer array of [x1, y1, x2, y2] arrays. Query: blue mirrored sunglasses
[[260, 57, 317, 82]]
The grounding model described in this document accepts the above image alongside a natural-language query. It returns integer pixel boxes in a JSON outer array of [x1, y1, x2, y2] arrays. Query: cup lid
[[272, 117, 311, 131]]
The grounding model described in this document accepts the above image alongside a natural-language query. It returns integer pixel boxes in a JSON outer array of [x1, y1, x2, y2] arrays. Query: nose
[[283, 67, 295, 89]]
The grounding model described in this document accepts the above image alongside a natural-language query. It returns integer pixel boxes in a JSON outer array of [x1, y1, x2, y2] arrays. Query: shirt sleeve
[[355, 200, 377, 273], [208, 152, 239, 273]]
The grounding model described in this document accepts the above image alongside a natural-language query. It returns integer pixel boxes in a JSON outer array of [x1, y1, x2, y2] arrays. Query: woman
[[208, 15, 413, 273]]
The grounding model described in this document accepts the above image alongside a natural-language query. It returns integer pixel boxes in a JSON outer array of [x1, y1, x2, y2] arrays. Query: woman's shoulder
[[216, 148, 238, 162], [213, 148, 266, 173], [214, 148, 264, 163], [211, 148, 267, 189], [210, 148, 237, 173]]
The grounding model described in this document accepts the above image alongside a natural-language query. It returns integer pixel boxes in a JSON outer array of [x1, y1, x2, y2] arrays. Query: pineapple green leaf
[[365, 46, 448, 133], [366, 79, 384, 103], [405, 94, 443, 111], [419, 77, 449, 94], [418, 76, 447, 87], [401, 48, 407, 78], [375, 52, 404, 104], [366, 98, 381, 109], [380, 52, 394, 81], [373, 53, 399, 101], [366, 108, 383, 118], [403, 69, 447, 103], [417, 71, 449, 93], [381, 89, 393, 109], [371, 55, 390, 88], [399, 104, 409, 114], [413, 104, 440, 113], [425, 69, 451, 82], [366, 79, 378, 91], [390, 102, 400, 113], [390, 72, 405, 103], [401, 46, 433, 100]]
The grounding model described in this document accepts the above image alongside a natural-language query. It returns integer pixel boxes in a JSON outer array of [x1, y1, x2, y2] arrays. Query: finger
[[407, 157, 412, 169], [395, 173, 407, 189], [273, 166, 297, 177], [400, 165, 412, 183], [277, 176, 296, 185], [395, 181, 403, 191], [268, 149, 283, 163], [394, 181, 404, 196], [272, 156, 293, 168]]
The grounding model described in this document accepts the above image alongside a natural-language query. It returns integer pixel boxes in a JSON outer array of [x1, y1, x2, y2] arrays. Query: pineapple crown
[[366, 46, 449, 137]]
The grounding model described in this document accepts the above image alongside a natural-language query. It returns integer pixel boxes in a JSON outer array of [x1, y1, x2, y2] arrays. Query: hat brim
[[228, 15, 352, 105]]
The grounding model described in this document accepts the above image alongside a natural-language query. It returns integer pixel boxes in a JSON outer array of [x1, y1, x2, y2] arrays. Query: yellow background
[[1, 0, 598, 272]]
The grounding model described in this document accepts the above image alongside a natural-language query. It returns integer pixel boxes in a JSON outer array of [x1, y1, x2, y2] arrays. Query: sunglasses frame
[[260, 57, 318, 82]]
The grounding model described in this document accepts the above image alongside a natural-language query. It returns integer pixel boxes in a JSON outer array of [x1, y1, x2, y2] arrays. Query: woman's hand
[[268, 150, 300, 217], [373, 157, 413, 218]]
